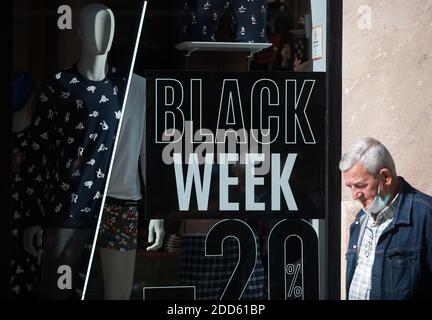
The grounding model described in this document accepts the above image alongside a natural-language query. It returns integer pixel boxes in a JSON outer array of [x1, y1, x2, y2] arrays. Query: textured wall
[[341, 0, 432, 299]]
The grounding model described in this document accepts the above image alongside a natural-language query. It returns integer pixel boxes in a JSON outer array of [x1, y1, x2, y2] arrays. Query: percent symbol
[[286, 263, 303, 298]]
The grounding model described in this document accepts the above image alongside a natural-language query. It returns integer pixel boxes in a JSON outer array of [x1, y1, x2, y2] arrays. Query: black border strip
[[326, 0, 343, 300], [1, 0, 13, 300]]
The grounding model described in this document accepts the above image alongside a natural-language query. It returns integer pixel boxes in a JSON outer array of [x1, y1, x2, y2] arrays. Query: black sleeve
[[21, 79, 58, 228]]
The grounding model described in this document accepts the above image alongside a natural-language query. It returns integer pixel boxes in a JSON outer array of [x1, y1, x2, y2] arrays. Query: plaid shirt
[[348, 192, 400, 300]]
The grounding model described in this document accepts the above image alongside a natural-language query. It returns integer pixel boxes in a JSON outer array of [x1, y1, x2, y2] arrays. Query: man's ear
[[379, 168, 392, 185]]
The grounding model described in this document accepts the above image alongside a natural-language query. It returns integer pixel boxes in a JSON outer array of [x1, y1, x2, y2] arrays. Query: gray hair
[[339, 137, 396, 177]]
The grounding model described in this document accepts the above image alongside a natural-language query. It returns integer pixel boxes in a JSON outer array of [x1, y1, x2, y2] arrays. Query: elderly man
[[340, 137, 432, 300]]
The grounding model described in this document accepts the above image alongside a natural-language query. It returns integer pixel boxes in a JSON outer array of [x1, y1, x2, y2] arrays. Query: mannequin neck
[[77, 50, 109, 81]]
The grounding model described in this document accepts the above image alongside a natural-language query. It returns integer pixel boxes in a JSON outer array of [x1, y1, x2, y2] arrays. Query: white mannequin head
[[78, 3, 115, 55]]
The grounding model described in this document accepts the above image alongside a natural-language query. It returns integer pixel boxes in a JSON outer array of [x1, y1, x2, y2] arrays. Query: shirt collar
[[370, 184, 401, 226]]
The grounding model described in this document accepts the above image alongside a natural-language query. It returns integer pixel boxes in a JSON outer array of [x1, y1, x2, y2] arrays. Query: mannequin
[[22, 4, 126, 299], [97, 73, 165, 300]]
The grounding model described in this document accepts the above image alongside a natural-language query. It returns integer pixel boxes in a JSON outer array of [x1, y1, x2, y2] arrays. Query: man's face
[[342, 162, 379, 209]]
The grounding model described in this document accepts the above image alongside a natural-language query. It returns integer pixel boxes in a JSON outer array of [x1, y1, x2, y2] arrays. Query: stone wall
[[342, 0, 432, 299]]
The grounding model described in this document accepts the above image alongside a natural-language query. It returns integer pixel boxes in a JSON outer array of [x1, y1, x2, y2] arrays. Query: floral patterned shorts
[[97, 200, 139, 251]]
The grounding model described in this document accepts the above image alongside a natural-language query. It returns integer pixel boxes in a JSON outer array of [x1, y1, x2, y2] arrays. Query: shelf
[[175, 41, 272, 58]]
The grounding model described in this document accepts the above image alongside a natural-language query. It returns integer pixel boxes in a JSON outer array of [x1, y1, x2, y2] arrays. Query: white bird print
[[98, 144, 108, 152], [84, 181, 93, 189], [67, 137, 75, 144], [99, 95, 109, 103], [93, 191, 101, 199], [75, 122, 85, 130], [61, 91, 71, 99], [55, 203, 63, 213], [69, 77, 79, 84], [48, 109, 54, 119], [86, 159, 96, 166], [55, 72, 62, 79], [78, 147, 84, 157], [115, 111, 121, 119], [113, 86, 118, 95], [87, 86, 96, 93], [60, 182, 70, 191], [89, 133, 98, 141], [26, 188, 34, 195], [65, 113, 70, 122], [32, 142, 40, 151], [40, 93, 48, 102], [40, 132, 48, 140], [34, 117, 41, 126], [96, 168, 105, 178], [66, 159, 72, 168], [81, 207, 91, 213], [72, 170, 80, 177], [89, 111, 99, 117], [100, 120, 109, 130]]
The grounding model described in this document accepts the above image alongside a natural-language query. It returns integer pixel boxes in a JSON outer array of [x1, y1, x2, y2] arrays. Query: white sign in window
[[312, 25, 323, 60]]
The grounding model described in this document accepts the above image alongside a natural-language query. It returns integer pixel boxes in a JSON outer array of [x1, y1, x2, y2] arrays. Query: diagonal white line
[[81, 1, 148, 300]]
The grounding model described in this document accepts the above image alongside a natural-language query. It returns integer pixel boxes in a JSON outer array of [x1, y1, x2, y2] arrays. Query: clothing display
[[105, 73, 146, 200], [97, 74, 147, 251], [177, 234, 265, 300], [97, 200, 139, 251], [180, 0, 268, 43], [23, 64, 126, 229], [10, 128, 39, 299]]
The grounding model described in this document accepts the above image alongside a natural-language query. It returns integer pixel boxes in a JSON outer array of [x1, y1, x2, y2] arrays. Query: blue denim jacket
[[346, 177, 432, 299]]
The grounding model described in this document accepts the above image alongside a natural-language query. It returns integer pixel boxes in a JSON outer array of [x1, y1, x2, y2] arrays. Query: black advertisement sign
[[145, 71, 326, 220]]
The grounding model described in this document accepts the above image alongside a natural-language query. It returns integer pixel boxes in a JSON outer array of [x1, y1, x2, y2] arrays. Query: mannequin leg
[[99, 248, 136, 300], [97, 200, 139, 300], [38, 227, 93, 300]]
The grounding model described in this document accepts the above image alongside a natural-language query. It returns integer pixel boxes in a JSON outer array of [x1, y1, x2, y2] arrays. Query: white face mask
[[365, 176, 390, 215]]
